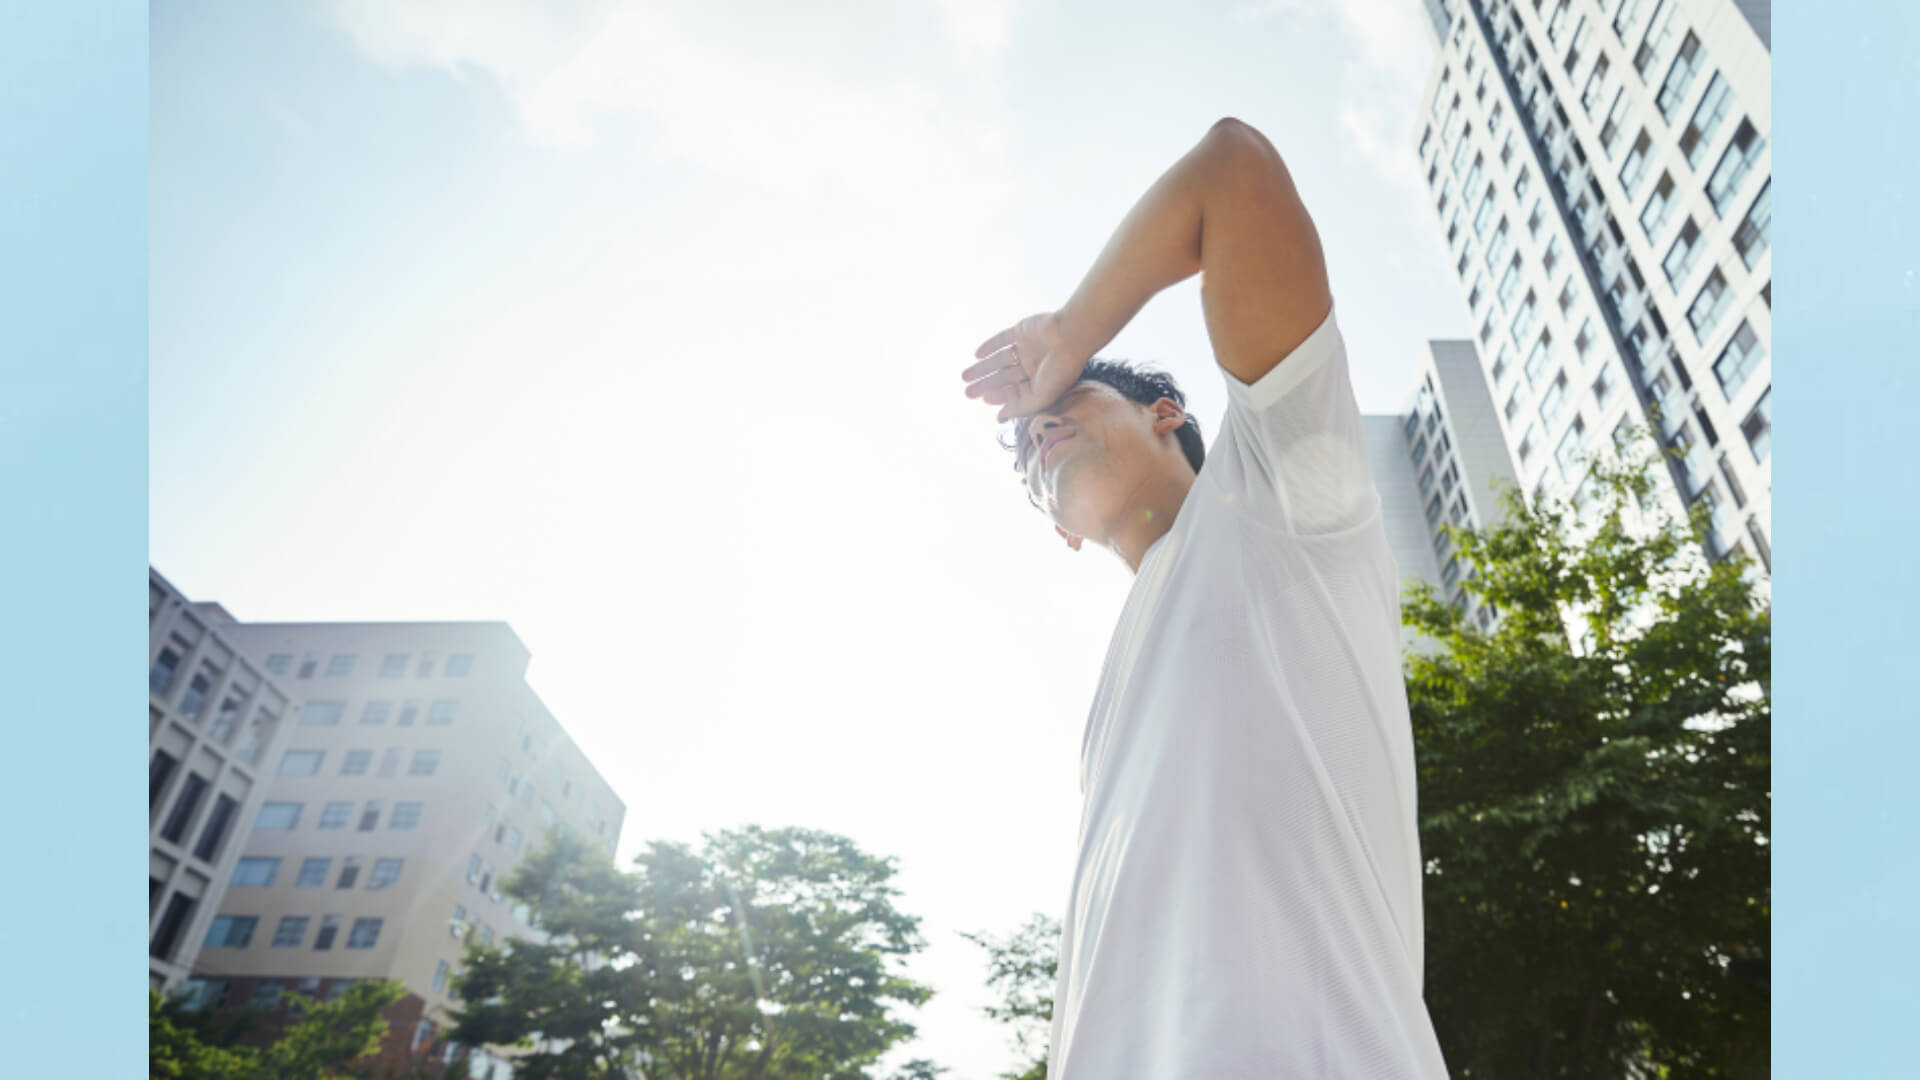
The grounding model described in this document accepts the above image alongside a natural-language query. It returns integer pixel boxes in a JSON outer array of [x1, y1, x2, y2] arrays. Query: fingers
[[960, 345, 1018, 384], [974, 327, 1016, 360], [963, 363, 1027, 401]]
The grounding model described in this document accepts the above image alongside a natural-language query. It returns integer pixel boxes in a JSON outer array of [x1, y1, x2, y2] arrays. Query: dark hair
[[999, 358, 1207, 478]]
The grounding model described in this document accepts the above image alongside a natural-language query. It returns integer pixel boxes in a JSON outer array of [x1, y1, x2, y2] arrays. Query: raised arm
[[966, 118, 1333, 416]]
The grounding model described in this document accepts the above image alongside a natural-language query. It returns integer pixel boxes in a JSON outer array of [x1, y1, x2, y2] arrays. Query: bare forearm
[[1055, 119, 1260, 358], [1056, 117, 1330, 384]]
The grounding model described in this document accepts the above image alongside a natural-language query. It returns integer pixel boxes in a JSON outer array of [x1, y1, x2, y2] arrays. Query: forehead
[[1013, 381, 1128, 470]]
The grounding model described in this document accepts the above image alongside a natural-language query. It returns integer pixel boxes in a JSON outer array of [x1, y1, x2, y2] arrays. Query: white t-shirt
[[1048, 306, 1449, 1079]]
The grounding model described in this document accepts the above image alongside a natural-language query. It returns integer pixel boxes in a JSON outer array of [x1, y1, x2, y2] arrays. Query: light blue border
[[1774, 2, 1920, 1076], [0, 1, 147, 1073]]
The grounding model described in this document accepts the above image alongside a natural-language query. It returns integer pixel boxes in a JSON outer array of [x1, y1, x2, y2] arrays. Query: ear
[[1054, 525, 1084, 552], [1149, 396, 1187, 435]]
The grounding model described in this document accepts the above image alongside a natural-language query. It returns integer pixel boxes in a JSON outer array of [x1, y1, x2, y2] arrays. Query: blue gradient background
[[0, 1, 146, 1074]]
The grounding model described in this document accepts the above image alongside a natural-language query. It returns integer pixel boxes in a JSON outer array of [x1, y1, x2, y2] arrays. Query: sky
[[149, 1, 1466, 1075]]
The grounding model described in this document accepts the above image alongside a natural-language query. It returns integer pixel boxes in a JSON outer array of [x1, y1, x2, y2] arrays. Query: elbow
[[1204, 116, 1281, 165]]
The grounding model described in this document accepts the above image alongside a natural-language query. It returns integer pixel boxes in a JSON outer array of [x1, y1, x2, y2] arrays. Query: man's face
[[1015, 381, 1176, 541]]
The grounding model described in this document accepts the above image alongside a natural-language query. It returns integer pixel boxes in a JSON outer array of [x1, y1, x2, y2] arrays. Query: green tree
[[449, 826, 934, 1080], [1406, 440, 1770, 1078], [961, 913, 1058, 1080], [149, 980, 406, 1080]]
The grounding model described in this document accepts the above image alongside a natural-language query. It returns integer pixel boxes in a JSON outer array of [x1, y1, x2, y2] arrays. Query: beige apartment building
[[177, 612, 626, 1070], [150, 569, 298, 991]]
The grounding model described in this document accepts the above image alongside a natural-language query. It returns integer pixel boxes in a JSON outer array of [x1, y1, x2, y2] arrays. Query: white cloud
[[1232, 0, 1437, 194]]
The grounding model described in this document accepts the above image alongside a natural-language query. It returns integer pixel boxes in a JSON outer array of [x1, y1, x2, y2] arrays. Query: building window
[[1457, 249, 1471, 278], [179, 670, 213, 718], [319, 801, 352, 830], [1513, 166, 1530, 203], [359, 800, 383, 831], [1497, 255, 1524, 308], [1678, 72, 1734, 168], [1617, 129, 1652, 198], [369, 858, 405, 890], [1573, 318, 1596, 359], [1713, 321, 1766, 400], [250, 802, 302, 834], [1411, 435, 1429, 466], [1510, 290, 1539, 344], [278, 749, 325, 777], [1742, 388, 1771, 463], [1524, 330, 1553, 388], [1518, 424, 1539, 465], [391, 801, 424, 830], [410, 749, 442, 777], [150, 646, 184, 695], [337, 857, 363, 889], [1468, 274, 1486, 312], [1490, 344, 1512, 387], [1579, 54, 1610, 114], [1733, 180, 1772, 268], [1557, 279, 1577, 317], [1442, 556, 1461, 588], [1597, 88, 1629, 157], [380, 654, 410, 678], [272, 916, 310, 948], [150, 750, 179, 811], [296, 858, 331, 887], [1540, 372, 1571, 427], [418, 652, 437, 678], [433, 960, 451, 994], [160, 773, 210, 844], [1504, 388, 1522, 424], [297, 653, 321, 679], [1687, 268, 1733, 342], [1546, 0, 1571, 42], [428, 700, 458, 726], [1662, 218, 1702, 287], [397, 701, 420, 727], [297, 700, 345, 727], [466, 853, 484, 885], [1463, 154, 1485, 201], [1707, 120, 1765, 216], [446, 653, 474, 678], [313, 914, 342, 951], [325, 980, 355, 1002], [360, 700, 391, 725], [325, 654, 357, 678], [246, 981, 285, 1012], [1556, 415, 1590, 475], [265, 654, 293, 676], [1472, 188, 1497, 237], [210, 694, 244, 744], [150, 893, 198, 961], [379, 748, 402, 777], [1593, 363, 1619, 410], [1485, 218, 1511, 271], [450, 904, 468, 938], [348, 918, 384, 949], [1426, 494, 1444, 525], [205, 915, 258, 949], [231, 856, 280, 887], [1655, 31, 1703, 119], [341, 749, 373, 776], [1640, 171, 1677, 240], [1542, 235, 1563, 279]]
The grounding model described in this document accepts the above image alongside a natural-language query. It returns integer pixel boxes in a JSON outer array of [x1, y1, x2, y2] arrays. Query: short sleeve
[[1213, 304, 1379, 536]]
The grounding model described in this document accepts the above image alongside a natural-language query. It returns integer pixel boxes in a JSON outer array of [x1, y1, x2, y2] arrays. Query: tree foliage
[[149, 980, 405, 1080], [1407, 442, 1770, 1078], [448, 826, 934, 1080], [961, 913, 1058, 1080]]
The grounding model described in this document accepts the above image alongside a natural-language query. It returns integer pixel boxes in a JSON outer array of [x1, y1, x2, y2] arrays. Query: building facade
[[1414, 0, 1771, 574], [150, 570, 298, 992], [176, 613, 627, 1072], [1367, 339, 1525, 640]]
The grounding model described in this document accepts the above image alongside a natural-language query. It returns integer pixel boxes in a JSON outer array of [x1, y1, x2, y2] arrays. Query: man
[[960, 118, 1449, 1077]]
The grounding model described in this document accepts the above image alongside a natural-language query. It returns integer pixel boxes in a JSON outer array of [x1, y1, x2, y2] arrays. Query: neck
[[1104, 466, 1194, 574]]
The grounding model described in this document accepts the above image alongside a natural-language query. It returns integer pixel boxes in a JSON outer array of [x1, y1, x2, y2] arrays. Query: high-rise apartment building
[[1414, 0, 1771, 575], [1367, 340, 1525, 639], [177, 612, 627, 1073], [150, 570, 299, 992]]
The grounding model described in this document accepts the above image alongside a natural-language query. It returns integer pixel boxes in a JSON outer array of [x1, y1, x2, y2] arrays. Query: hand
[[961, 312, 1089, 423]]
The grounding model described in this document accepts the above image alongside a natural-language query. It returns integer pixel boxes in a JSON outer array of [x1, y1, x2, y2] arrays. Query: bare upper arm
[[1194, 118, 1334, 387]]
